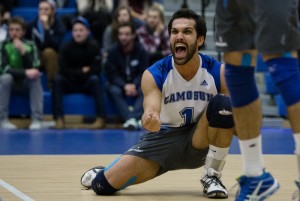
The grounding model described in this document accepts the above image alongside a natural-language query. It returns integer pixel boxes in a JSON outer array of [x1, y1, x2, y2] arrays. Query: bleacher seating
[[17, 0, 40, 7], [9, 72, 123, 119], [11, 7, 37, 22], [16, 0, 77, 8], [9, 90, 122, 117], [11, 7, 77, 22], [7, 0, 124, 121]]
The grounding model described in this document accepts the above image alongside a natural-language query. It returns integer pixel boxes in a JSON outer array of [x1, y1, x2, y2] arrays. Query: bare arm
[[141, 70, 162, 132]]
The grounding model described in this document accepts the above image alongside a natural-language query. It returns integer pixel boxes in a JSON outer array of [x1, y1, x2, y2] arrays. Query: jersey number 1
[[180, 107, 194, 126]]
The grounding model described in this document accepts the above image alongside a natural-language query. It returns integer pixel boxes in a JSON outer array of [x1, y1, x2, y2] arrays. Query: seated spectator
[[102, 5, 142, 53], [0, 0, 17, 23], [0, 17, 43, 130], [105, 22, 148, 130], [120, 0, 164, 23], [136, 4, 170, 65], [0, 5, 8, 42], [76, 0, 113, 48], [26, 0, 66, 89], [122, 0, 151, 22], [52, 16, 105, 129]]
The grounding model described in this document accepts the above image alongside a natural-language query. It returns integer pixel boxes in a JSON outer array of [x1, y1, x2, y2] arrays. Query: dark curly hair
[[167, 9, 207, 49]]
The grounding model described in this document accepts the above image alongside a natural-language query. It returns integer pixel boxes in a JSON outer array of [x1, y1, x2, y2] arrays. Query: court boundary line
[[0, 179, 35, 201]]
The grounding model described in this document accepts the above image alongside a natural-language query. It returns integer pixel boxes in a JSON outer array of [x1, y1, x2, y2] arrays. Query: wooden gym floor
[[0, 155, 297, 201], [0, 125, 297, 201]]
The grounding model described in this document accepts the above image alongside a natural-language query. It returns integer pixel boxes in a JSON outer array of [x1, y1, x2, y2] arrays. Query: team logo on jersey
[[200, 80, 208, 86], [164, 91, 213, 104]]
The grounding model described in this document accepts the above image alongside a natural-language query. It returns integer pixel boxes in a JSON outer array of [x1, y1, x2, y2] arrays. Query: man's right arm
[[141, 70, 162, 132]]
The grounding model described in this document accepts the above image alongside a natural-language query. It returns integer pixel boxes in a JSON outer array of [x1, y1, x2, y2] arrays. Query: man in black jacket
[[105, 22, 149, 130], [52, 16, 105, 129]]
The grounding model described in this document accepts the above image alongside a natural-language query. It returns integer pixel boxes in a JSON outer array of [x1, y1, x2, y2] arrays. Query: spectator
[[136, 4, 170, 65], [119, 0, 164, 22], [0, 17, 43, 130], [0, 6, 8, 43], [52, 16, 105, 129], [0, 0, 17, 23], [102, 5, 142, 53], [76, 0, 113, 48], [122, 0, 152, 22], [105, 22, 148, 130], [26, 0, 66, 89]]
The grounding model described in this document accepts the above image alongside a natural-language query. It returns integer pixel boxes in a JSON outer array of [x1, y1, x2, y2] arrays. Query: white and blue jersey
[[147, 53, 222, 127]]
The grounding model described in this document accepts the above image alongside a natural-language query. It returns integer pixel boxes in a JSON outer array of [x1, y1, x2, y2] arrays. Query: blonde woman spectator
[[102, 5, 143, 53]]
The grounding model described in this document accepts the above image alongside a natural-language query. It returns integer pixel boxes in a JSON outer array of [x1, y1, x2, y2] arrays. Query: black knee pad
[[92, 170, 118, 195], [206, 94, 234, 128]]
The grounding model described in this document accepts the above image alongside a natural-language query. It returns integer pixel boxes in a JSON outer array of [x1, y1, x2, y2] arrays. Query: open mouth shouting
[[174, 43, 187, 59]]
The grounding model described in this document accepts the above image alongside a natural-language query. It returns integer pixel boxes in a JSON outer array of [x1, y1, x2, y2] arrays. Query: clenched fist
[[142, 112, 161, 132]]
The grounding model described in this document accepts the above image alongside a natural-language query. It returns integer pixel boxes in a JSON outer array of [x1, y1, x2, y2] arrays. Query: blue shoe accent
[[235, 171, 279, 201]]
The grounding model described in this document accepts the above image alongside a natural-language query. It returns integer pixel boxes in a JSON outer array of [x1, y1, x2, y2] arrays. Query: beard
[[171, 41, 198, 66]]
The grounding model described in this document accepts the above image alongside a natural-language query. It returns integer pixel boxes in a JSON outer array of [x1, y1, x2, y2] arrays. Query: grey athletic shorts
[[124, 123, 209, 176], [215, 0, 300, 54]]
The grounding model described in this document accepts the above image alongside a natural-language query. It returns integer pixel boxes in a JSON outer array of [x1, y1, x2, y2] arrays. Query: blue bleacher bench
[[12, 7, 77, 22], [9, 91, 122, 117]]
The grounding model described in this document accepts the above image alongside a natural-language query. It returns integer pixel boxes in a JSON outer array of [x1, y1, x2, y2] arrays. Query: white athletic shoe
[[80, 166, 105, 189], [123, 118, 138, 130], [200, 168, 228, 198], [0, 119, 17, 130], [29, 120, 42, 130]]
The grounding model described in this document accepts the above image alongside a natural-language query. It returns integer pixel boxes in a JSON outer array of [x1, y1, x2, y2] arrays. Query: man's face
[[9, 23, 25, 40], [146, 10, 161, 30], [117, 9, 130, 23], [170, 18, 203, 65], [72, 23, 90, 43], [38, 2, 54, 18], [117, 26, 135, 47]]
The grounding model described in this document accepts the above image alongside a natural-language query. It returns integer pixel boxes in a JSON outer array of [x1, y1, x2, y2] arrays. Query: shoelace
[[201, 175, 226, 189], [229, 177, 265, 201]]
